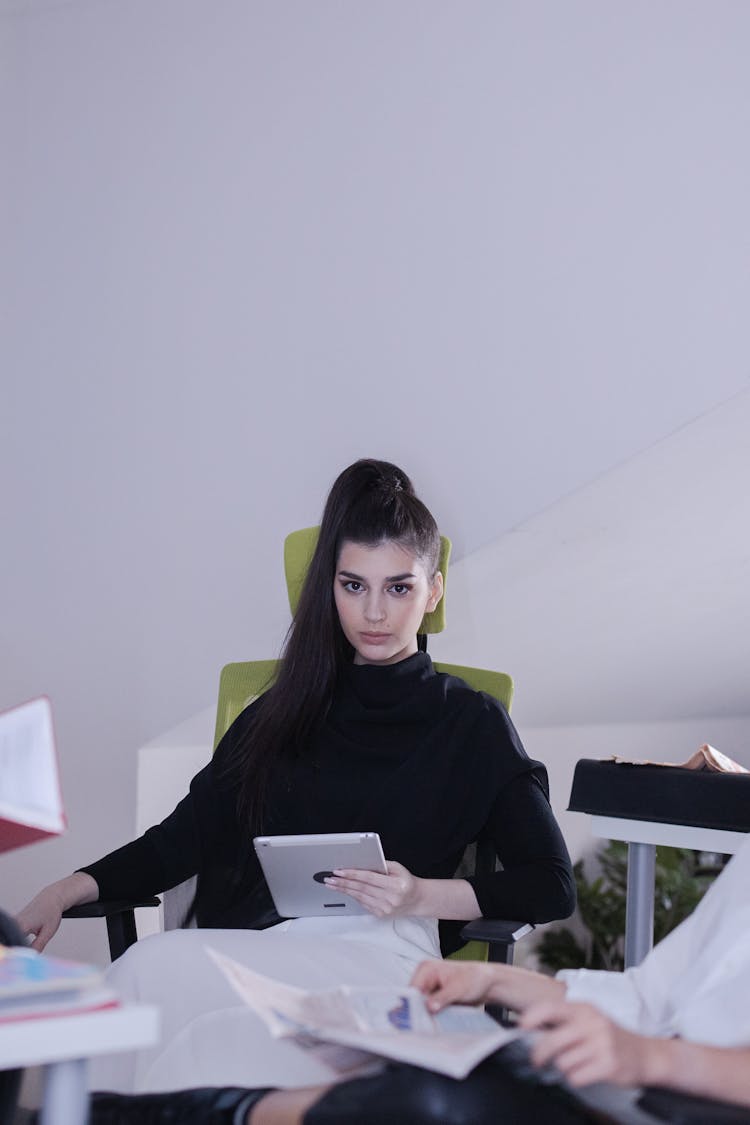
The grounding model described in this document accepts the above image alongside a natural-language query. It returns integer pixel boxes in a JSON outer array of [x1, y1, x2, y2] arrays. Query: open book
[[207, 947, 517, 1080], [0, 697, 66, 852], [609, 744, 747, 773]]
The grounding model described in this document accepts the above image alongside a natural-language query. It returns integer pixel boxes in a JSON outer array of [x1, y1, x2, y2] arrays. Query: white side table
[[0, 1004, 158, 1125]]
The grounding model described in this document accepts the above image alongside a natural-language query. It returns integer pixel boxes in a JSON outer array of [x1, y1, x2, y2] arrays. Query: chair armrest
[[458, 918, 535, 1026], [62, 898, 160, 918], [460, 918, 535, 947], [62, 898, 160, 962]]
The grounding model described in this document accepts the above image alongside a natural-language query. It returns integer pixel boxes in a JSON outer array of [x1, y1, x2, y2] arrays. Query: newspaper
[[207, 947, 518, 1079]]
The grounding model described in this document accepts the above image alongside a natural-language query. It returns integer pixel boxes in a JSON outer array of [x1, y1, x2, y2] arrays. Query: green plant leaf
[[536, 842, 721, 975]]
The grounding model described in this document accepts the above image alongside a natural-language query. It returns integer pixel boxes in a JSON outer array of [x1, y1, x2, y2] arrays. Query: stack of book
[[0, 946, 118, 1024]]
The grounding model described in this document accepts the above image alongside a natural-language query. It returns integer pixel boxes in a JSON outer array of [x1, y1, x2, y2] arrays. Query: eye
[[389, 584, 412, 596], [342, 580, 364, 593]]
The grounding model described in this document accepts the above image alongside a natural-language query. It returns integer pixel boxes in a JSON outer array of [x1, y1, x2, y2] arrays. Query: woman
[[18, 459, 575, 1117]]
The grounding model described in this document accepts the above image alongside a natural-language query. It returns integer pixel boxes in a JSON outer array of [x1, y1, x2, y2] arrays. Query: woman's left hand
[[324, 860, 424, 917]]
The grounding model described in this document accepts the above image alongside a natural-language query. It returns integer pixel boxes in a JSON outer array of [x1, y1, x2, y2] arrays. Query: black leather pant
[[84, 1048, 597, 1125], [303, 1051, 592, 1125]]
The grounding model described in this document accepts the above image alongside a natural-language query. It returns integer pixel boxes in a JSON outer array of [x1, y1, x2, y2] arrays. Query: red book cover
[[0, 697, 67, 854]]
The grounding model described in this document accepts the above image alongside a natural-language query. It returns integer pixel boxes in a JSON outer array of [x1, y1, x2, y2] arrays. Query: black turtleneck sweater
[[82, 654, 575, 949]]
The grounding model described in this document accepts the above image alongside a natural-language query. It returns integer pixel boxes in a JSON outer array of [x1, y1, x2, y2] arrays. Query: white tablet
[[253, 831, 387, 918]]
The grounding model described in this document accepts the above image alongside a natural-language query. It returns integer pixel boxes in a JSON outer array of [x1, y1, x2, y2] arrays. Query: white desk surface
[[0, 1003, 159, 1071], [591, 814, 748, 853]]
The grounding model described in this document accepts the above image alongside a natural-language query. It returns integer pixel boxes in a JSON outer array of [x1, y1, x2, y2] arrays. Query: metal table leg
[[624, 841, 656, 969], [41, 1057, 89, 1125]]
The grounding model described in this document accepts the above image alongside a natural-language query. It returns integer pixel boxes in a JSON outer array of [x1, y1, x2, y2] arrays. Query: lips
[[360, 633, 390, 643]]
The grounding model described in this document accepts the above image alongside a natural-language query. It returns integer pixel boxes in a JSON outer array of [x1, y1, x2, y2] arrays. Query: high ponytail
[[227, 459, 441, 830]]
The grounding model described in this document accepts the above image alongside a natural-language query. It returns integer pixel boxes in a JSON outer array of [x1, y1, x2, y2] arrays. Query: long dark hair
[[230, 458, 441, 831]]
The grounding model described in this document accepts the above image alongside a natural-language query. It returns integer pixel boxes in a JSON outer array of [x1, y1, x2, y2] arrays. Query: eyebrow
[[338, 570, 416, 582]]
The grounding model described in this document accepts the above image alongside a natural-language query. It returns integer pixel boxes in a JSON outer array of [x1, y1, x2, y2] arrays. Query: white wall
[[3, 1, 750, 967], [429, 391, 750, 729]]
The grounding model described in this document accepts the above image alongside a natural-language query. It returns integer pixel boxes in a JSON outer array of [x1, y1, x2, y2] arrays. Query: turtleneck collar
[[340, 651, 435, 710]]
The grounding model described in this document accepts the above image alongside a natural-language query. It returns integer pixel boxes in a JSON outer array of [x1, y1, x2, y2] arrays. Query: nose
[[364, 593, 386, 624]]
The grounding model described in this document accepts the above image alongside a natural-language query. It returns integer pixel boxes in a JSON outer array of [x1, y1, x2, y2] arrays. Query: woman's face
[[333, 539, 443, 666]]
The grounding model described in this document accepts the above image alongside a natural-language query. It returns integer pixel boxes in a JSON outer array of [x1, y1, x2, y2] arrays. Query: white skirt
[[91, 914, 441, 1094]]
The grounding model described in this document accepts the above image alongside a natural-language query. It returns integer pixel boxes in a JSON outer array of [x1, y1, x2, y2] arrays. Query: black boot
[[89, 1087, 274, 1125]]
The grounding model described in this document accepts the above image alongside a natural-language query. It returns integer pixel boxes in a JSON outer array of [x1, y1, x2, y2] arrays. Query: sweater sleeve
[[77, 760, 213, 900], [78, 771, 207, 901], [466, 771, 576, 923], [78, 701, 257, 902]]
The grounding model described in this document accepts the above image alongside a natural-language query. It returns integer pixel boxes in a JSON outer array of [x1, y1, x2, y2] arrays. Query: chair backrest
[[432, 663, 513, 712], [213, 659, 279, 750], [214, 659, 513, 751]]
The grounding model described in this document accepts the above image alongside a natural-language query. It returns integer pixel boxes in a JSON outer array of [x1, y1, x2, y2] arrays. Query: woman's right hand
[[411, 960, 504, 1011], [16, 872, 99, 951], [411, 958, 566, 1014]]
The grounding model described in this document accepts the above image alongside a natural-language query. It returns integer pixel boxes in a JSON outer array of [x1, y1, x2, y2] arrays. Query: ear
[[426, 571, 444, 613]]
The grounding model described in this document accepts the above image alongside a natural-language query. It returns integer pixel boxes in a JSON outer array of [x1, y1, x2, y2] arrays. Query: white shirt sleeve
[[556, 836, 750, 1041]]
